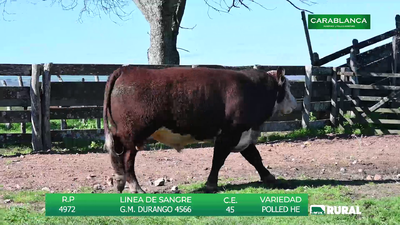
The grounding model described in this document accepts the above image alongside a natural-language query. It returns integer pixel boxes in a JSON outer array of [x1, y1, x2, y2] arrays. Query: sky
[[0, 0, 399, 70]]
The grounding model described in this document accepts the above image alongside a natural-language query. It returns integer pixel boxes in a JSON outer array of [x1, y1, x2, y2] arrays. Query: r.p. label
[[61, 196, 75, 202]]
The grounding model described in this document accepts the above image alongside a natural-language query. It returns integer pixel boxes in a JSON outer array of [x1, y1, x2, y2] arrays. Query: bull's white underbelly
[[150, 127, 260, 152], [150, 127, 212, 151]]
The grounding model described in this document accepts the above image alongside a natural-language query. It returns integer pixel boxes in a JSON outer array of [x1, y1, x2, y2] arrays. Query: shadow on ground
[[189, 179, 399, 193]]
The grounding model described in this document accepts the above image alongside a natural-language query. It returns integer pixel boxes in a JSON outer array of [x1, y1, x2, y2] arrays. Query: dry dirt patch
[[0, 135, 399, 195]]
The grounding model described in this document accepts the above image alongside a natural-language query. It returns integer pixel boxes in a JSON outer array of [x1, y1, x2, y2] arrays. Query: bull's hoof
[[262, 174, 276, 183], [117, 182, 126, 193], [205, 184, 218, 193]]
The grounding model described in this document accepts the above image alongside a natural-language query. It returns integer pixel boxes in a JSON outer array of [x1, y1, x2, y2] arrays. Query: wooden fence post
[[95, 75, 101, 129], [302, 65, 313, 129], [349, 39, 360, 121], [42, 63, 52, 150], [301, 11, 315, 65], [338, 68, 345, 130], [330, 67, 338, 127], [392, 15, 400, 108], [18, 76, 27, 133], [1, 80, 12, 129], [81, 78, 87, 124], [30, 64, 43, 151]]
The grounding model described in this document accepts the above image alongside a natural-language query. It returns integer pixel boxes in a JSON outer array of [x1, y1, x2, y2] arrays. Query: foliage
[[309, 112, 317, 122]]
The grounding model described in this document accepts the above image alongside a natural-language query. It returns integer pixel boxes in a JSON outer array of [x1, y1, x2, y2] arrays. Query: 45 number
[[226, 206, 235, 213]]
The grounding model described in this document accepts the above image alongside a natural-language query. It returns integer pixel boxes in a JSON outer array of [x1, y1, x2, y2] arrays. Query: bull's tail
[[103, 67, 123, 155]]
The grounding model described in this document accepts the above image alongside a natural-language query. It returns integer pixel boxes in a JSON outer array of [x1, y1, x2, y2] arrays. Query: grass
[[257, 112, 377, 143], [0, 181, 399, 224], [0, 119, 103, 134], [0, 119, 106, 155]]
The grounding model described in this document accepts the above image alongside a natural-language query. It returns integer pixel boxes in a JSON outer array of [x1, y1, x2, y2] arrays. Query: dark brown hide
[[103, 66, 289, 193]]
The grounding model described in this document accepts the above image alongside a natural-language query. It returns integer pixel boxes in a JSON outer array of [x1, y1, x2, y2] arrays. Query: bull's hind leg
[[110, 151, 126, 193], [124, 149, 145, 193], [240, 144, 276, 183]]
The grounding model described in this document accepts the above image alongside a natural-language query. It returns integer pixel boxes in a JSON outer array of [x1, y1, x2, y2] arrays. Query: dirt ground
[[1, 135, 399, 196]]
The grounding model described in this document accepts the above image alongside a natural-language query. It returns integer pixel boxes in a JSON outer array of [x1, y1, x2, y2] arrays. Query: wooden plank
[[50, 82, 105, 106], [55, 78, 68, 130], [360, 56, 393, 73], [51, 129, 104, 142], [193, 65, 311, 75], [94, 75, 102, 129], [30, 64, 43, 151], [368, 90, 400, 112], [1, 80, 12, 129], [374, 129, 400, 135], [51, 64, 312, 76], [18, 76, 27, 133], [360, 118, 400, 125], [356, 42, 393, 66], [42, 63, 52, 150], [356, 107, 400, 114], [355, 107, 400, 114], [0, 64, 32, 76], [391, 15, 400, 108], [339, 81, 354, 127], [330, 68, 338, 127], [0, 111, 31, 123], [260, 119, 329, 132], [297, 100, 350, 112], [51, 64, 123, 75], [315, 29, 397, 66], [358, 95, 400, 102], [50, 107, 102, 120], [347, 84, 400, 91], [0, 86, 30, 107], [291, 81, 331, 100], [349, 40, 360, 123], [0, 133, 32, 147], [355, 72, 400, 78], [302, 66, 313, 128]]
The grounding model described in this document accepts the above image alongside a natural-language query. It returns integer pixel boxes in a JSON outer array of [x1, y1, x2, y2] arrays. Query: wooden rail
[[0, 63, 370, 149], [314, 29, 398, 66]]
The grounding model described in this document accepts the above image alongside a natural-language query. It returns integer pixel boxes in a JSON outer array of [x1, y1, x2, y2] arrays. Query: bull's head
[[271, 67, 297, 115]]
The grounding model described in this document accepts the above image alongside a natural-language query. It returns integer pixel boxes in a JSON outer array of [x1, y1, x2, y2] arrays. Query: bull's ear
[[277, 67, 285, 84]]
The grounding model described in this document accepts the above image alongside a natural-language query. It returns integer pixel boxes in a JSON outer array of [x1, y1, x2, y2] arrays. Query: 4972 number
[[59, 206, 76, 213]]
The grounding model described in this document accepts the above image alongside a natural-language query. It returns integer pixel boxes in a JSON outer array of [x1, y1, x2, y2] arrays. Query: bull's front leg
[[205, 133, 240, 193], [240, 144, 275, 183], [205, 146, 231, 193]]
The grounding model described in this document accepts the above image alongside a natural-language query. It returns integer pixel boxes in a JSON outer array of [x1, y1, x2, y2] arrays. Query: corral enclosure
[[0, 63, 399, 151]]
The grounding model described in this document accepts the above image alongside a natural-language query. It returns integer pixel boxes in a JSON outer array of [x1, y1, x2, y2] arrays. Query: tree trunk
[[133, 0, 186, 65]]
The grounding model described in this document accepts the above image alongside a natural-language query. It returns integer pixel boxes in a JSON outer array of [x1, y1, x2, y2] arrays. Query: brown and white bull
[[103, 66, 297, 193]]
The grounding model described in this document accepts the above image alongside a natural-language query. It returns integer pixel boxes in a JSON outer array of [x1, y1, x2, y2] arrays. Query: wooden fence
[[0, 63, 383, 151]]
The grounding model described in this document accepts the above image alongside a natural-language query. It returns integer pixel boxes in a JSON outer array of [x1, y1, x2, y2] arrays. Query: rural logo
[[310, 205, 325, 215], [310, 205, 361, 215]]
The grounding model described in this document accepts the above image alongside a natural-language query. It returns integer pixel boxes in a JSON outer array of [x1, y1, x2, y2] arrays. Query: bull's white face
[[272, 69, 297, 115]]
